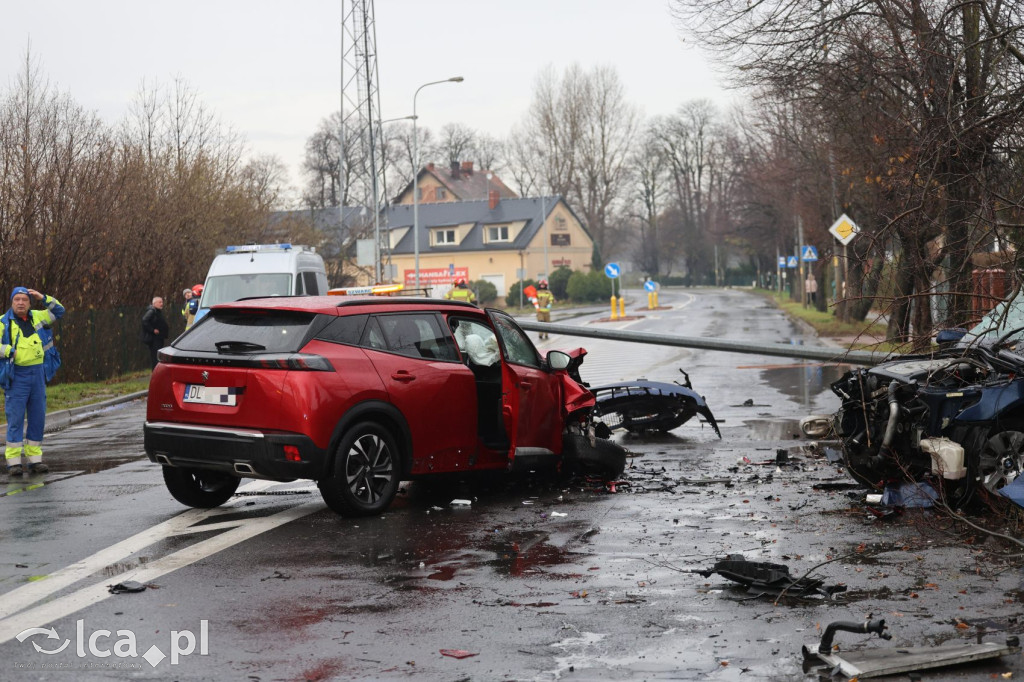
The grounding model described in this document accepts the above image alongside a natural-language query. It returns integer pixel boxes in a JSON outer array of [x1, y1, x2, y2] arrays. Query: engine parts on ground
[[802, 618, 1020, 680]]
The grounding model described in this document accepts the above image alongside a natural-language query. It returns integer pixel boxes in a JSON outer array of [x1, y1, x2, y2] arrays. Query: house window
[[487, 225, 509, 242], [416, 188, 423, 200], [435, 229, 457, 245], [435, 187, 447, 200]]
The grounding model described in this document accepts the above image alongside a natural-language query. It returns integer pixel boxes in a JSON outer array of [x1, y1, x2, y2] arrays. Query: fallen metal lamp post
[[517, 320, 888, 366]]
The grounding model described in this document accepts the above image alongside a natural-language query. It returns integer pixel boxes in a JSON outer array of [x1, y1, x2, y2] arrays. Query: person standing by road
[[445, 278, 477, 305], [805, 272, 818, 306], [181, 288, 193, 320], [535, 280, 555, 340], [185, 284, 203, 329], [141, 296, 170, 370], [1, 287, 65, 476]]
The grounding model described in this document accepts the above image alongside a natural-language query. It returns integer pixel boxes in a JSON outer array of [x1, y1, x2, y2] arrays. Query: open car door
[[487, 310, 562, 466]]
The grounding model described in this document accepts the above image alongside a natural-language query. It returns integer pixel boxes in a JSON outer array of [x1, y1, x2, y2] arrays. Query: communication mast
[[340, 0, 389, 283]]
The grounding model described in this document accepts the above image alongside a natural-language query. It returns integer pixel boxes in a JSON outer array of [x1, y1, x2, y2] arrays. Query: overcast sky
[[1, 1, 731, 191]]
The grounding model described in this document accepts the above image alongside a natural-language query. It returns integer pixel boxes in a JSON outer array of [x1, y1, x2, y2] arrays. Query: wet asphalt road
[[1, 287, 1022, 681]]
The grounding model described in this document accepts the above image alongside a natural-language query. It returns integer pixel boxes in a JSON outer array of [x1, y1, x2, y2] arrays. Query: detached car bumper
[[144, 421, 329, 482]]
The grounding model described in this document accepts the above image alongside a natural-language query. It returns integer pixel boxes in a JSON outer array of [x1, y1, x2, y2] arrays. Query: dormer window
[[487, 225, 510, 242], [435, 229, 457, 245]]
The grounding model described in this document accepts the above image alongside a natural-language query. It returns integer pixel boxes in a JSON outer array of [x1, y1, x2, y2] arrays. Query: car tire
[[162, 466, 240, 509], [562, 433, 627, 478], [318, 422, 401, 517], [977, 427, 1024, 494]]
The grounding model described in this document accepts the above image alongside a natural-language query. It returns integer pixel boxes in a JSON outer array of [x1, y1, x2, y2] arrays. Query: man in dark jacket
[[141, 296, 170, 369]]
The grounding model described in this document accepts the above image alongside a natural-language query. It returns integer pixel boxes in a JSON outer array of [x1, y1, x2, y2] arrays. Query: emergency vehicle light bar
[[328, 284, 405, 296], [225, 243, 293, 253]]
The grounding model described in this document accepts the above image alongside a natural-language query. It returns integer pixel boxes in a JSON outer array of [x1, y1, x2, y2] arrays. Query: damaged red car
[[144, 296, 624, 516]]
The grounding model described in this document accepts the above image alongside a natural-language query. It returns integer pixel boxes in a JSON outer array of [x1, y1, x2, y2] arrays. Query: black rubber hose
[[818, 619, 890, 654]]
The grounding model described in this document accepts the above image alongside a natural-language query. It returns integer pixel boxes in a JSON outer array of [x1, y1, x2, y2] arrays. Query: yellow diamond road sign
[[829, 213, 859, 246]]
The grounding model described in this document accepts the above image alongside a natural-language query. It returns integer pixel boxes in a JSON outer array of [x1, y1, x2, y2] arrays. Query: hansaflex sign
[[404, 267, 469, 286], [14, 619, 209, 669]]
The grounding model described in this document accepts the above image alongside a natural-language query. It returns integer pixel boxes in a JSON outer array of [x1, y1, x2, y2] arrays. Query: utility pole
[[797, 215, 805, 305]]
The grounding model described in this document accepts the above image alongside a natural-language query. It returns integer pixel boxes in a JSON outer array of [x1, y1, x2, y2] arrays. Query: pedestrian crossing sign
[[802, 245, 819, 262], [786, 256, 798, 268]]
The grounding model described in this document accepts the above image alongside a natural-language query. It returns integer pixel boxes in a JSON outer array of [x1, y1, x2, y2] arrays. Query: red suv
[[144, 296, 622, 516]]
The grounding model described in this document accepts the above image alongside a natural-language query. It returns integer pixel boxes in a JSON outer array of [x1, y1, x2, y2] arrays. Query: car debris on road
[[802, 618, 1021, 680], [686, 554, 846, 600], [591, 369, 721, 438]]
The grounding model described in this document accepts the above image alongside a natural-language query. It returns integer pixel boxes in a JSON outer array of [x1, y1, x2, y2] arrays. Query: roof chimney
[[488, 189, 500, 210], [461, 161, 474, 175], [426, 162, 435, 172], [450, 161, 460, 180]]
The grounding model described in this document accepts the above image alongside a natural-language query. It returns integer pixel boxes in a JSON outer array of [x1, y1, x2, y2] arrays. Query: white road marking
[[0, 480, 323, 644]]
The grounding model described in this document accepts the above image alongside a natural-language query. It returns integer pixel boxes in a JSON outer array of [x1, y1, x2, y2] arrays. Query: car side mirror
[[547, 350, 571, 370], [935, 328, 966, 347]]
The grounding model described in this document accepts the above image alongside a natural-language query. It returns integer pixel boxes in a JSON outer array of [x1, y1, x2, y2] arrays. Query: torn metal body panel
[[691, 554, 844, 599], [591, 371, 721, 437], [802, 618, 1020, 679]]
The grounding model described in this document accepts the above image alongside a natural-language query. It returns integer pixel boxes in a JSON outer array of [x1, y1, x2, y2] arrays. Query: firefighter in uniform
[[1, 287, 65, 476], [185, 284, 203, 329], [445, 278, 477, 305], [535, 280, 555, 339]]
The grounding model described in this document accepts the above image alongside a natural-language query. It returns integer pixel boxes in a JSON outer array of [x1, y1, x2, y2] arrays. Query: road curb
[[0, 389, 149, 445]]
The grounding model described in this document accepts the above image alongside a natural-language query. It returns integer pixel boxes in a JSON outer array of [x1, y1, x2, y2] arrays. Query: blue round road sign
[[604, 263, 621, 279], [643, 280, 657, 292]]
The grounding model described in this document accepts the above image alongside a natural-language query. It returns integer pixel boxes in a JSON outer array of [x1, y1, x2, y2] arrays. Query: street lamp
[[413, 76, 464, 291]]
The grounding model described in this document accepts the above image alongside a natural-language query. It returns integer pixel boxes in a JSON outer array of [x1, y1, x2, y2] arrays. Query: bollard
[[653, 290, 659, 308], [610, 296, 618, 320], [647, 291, 654, 310], [618, 296, 625, 318]]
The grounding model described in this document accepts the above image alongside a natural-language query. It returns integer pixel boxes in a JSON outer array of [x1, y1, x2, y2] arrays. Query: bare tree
[[385, 121, 434, 198], [673, 0, 1024, 339], [242, 154, 292, 211], [437, 122, 477, 166], [473, 133, 505, 173], [513, 64, 640, 259], [627, 121, 671, 277]]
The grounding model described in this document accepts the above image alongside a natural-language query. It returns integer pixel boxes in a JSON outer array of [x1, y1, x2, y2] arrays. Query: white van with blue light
[[194, 244, 329, 324]]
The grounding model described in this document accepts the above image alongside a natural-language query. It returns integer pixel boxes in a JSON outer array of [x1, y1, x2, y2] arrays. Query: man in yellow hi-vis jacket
[[1, 287, 65, 476]]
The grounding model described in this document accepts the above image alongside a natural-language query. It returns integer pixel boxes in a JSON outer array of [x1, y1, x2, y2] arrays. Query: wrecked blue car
[[830, 293, 1024, 506], [591, 370, 721, 438]]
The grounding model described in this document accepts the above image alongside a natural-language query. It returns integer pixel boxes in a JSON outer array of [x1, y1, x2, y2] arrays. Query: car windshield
[[201, 273, 292, 308], [965, 291, 1024, 345], [177, 309, 316, 353]]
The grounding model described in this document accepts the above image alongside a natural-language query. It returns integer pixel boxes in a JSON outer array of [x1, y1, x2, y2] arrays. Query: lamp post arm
[[411, 76, 463, 292]]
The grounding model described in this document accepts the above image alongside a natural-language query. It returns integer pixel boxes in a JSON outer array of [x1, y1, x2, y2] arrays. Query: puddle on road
[[396, 526, 592, 587], [759, 363, 849, 409]]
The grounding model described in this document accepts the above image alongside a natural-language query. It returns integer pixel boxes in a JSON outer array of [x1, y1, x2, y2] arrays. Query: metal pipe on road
[[517, 320, 889, 366]]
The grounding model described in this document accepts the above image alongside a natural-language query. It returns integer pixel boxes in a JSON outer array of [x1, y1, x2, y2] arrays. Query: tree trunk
[[886, 251, 915, 344]]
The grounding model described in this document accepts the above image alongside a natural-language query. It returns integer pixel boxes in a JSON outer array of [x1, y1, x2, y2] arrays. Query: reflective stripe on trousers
[[5, 363, 46, 464]]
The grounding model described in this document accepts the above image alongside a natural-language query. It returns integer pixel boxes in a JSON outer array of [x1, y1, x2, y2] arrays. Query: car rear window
[[316, 314, 368, 346], [377, 313, 459, 361], [177, 309, 318, 353]]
